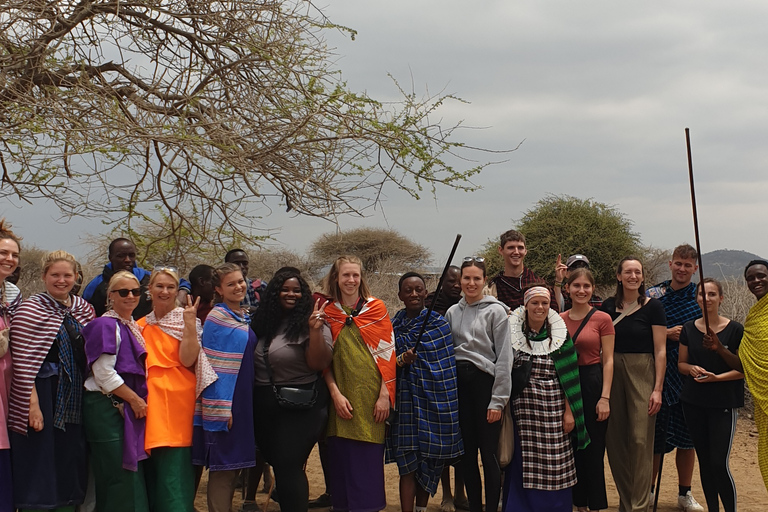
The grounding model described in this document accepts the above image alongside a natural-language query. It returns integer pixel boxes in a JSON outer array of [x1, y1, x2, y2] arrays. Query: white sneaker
[[677, 491, 704, 511]]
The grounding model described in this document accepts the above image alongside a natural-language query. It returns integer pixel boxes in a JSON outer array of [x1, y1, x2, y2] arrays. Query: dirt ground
[[195, 416, 767, 512]]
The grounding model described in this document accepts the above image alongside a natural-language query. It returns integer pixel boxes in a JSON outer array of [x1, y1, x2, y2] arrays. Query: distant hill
[[701, 249, 765, 281]]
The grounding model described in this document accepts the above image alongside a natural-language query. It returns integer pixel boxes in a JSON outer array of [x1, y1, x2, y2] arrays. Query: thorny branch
[[0, 0, 508, 245]]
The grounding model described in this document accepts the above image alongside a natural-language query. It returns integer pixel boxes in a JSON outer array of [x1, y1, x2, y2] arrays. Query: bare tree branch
[[0, 0, 511, 248]]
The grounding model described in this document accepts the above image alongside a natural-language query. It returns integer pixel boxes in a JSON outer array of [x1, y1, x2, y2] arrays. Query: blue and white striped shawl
[[194, 303, 251, 432], [386, 308, 463, 461]]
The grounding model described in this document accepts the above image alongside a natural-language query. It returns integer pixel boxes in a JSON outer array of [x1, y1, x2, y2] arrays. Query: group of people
[[0, 220, 766, 512]]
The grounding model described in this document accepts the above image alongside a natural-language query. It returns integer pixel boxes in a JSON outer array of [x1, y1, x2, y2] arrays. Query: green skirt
[[83, 392, 149, 512]]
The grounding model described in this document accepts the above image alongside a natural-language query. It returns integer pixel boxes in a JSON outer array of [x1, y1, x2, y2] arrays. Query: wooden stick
[[685, 128, 709, 326], [412, 234, 462, 353]]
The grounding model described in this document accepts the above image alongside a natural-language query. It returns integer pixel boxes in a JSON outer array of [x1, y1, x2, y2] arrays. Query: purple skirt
[[327, 437, 386, 512], [502, 423, 571, 512], [0, 449, 12, 512]]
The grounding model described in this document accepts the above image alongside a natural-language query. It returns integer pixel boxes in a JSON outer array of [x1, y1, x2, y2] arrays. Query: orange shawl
[[325, 298, 396, 406]]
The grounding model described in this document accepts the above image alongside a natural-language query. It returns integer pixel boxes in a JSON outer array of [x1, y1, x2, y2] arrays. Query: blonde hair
[[107, 271, 141, 294], [41, 250, 78, 277], [106, 271, 141, 311], [323, 255, 371, 303], [148, 267, 180, 289]]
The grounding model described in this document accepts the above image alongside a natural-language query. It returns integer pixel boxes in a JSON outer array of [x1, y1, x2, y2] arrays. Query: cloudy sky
[[4, 0, 768, 265]]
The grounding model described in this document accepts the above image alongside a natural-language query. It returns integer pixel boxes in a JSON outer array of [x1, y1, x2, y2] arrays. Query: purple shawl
[[83, 316, 148, 471]]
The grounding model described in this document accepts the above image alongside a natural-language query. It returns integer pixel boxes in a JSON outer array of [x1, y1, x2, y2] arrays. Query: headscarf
[[523, 286, 551, 306]]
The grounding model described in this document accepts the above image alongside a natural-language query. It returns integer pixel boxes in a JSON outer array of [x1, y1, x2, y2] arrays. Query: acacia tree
[[310, 227, 430, 273], [479, 195, 641, 286], [0, 0, 496, 245]]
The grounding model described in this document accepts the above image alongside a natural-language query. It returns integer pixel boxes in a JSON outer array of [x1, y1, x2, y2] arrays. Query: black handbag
[[262, 335, 318, 410]]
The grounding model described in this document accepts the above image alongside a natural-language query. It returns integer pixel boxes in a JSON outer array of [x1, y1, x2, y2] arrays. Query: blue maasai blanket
[[194, 303, 250, 432], [647, 280, 702, 405], [386, 309, 463, 462]]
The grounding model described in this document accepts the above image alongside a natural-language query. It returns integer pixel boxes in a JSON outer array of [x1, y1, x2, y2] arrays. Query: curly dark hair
[[251, 267, 313, 343]]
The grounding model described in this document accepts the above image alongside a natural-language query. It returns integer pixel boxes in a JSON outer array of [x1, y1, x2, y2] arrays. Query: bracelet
[[599, 396, 610, 401], [396, 354, 405, 367], [555, 281, 564, 286]]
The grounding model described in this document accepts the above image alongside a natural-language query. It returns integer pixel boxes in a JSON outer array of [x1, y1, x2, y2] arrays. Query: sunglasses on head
[[153, 265, 179, 274], [463, 256, 485, 263], [111, 288, 142, 298]]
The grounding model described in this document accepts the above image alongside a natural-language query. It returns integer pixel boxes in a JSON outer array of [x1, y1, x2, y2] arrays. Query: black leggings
[[457, 362, 501, 512], [572, 364, 608, 510], [253, 382, 329, 512], [681, 402, 738, 512]]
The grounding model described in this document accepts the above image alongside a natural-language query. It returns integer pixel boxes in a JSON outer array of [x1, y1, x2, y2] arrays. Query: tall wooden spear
[[685, 128, 710, 323], [653, 128, 708, 512], [411, 234, 462, 353]]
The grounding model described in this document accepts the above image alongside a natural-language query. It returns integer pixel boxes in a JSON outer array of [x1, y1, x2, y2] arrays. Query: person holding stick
[[704, 260, 768, 492], [678, 278, 743, 512], [600, 257, 666, 512], [386, 272, 463, 512], [646, 244, 704, 511], [322, 255, 396, 512], [423, 265, 467, 512], [445, 257, 511, 512]]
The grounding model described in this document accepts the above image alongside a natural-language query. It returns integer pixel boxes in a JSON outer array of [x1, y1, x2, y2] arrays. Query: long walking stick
[[685, 128, 709, 322], [412, 234, 462, 353], [654, 128, 709, 512]]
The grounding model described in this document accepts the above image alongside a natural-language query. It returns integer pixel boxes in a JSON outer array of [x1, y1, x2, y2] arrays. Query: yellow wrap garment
[[738, 292, 768, 491]]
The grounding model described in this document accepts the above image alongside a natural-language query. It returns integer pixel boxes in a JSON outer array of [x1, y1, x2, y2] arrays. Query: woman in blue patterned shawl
[[386, 272, 463, 512]]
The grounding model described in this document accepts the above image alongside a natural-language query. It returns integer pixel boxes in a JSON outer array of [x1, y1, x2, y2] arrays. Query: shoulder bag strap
[[612, 301, 641, 327], [571, 307, 597, 343]]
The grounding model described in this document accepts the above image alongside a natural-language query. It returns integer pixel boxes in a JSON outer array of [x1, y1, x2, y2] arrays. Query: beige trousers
[[606, 352, 657, 512], [206, 469, 239, 512]]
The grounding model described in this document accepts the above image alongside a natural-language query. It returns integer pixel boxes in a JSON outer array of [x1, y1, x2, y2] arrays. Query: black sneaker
[[308, 493, 331, 509]]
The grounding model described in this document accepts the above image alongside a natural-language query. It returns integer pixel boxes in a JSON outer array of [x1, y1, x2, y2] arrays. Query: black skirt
[[10, 373, 87, 509]]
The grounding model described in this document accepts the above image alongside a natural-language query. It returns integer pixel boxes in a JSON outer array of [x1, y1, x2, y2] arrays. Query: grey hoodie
[[445, 295, 512, 410]]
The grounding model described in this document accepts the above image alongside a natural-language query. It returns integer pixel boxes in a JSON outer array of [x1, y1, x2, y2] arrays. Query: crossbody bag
[[262, 335, 318, 410]]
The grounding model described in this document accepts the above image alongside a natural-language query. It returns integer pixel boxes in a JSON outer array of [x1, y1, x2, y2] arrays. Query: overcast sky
[[3, 0, 768, 266]]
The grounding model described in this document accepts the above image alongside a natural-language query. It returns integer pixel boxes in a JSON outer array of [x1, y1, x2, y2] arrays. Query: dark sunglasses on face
[[111, 288, 142, 298]]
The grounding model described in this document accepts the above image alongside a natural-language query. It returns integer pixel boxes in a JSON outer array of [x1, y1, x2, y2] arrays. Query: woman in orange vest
[[137, 267, 209, 512]]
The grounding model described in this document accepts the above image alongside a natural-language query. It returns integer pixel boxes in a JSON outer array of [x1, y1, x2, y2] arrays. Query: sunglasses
[[153, 265, 179, 274], [111, 288, 142, 298], [463, 257, 485, 263]]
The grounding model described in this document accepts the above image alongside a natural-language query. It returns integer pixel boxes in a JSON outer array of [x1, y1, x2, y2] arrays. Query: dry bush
[[720, 277, 754, 325], [248, 249, 323, 289], [310, 227, 431, 274], [15, 245, 48, 297], [642, 246, 672, 286]]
